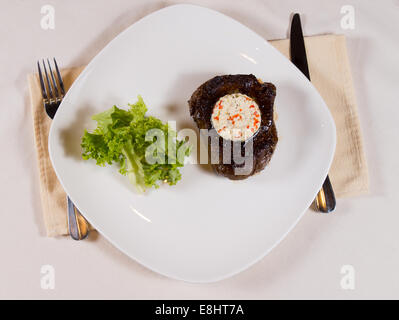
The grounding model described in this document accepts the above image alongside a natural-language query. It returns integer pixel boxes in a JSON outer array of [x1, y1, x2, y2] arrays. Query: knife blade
[[290, 13, 336, 213], [290, 14, 311, 80]]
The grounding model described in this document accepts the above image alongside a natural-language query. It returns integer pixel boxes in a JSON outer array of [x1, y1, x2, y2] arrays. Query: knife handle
[[67, 196, 90, 240], [315, 175, 336, 213]]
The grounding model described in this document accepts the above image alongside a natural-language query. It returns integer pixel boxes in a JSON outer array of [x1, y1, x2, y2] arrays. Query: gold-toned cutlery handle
[[67, 196, 90, 240], [315, 175, 336, 213]]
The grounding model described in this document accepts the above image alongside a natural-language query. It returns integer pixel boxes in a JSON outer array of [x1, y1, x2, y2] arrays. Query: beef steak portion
[[188, 74, 278, 180]]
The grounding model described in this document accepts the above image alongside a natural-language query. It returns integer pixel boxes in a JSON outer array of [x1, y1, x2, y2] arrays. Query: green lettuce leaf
[[81, 96, 191, 192]]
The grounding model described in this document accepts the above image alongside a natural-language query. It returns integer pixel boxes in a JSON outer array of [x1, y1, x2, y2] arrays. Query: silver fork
[[37, 58, 90, 240]]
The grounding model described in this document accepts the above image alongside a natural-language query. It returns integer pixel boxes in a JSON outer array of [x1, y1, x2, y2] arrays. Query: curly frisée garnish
[[81, 96, 191, 192]]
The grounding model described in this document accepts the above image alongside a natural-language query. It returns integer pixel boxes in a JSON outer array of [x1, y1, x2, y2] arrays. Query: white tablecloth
[[0, 0, 398, 299]]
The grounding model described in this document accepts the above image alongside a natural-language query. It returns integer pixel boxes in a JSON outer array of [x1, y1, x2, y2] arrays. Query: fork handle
[[315, 175, 336, 213], [67, 196, 90, 240]]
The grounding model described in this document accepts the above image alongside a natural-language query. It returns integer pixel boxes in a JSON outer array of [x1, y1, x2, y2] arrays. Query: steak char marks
[[188, 74, 278, 180]]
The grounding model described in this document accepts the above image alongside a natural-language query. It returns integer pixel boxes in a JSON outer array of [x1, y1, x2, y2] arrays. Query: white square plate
[[49, 4, 336, 282]]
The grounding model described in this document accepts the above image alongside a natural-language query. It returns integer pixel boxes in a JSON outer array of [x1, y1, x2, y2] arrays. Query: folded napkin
[[28, 34, 369, 237], [271, 35, 369, 198]]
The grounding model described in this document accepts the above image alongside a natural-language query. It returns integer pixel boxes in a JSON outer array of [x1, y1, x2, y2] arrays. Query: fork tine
[[53, 58, 65, 95], [42, 59, 54, 99], [37, 61, 48, 100], [47, 58, 59, 98]]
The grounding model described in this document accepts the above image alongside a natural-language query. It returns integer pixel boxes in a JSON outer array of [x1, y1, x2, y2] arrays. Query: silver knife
[[289, 13, 336, 213]]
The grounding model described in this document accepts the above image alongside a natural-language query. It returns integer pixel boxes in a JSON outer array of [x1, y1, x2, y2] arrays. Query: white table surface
[[1, 0, 398, 299]]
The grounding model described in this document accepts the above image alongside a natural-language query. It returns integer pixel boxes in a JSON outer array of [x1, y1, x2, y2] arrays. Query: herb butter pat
[[211, 93, 261, 141]]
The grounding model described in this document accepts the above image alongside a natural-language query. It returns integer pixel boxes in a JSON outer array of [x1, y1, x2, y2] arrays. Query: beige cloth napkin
[[28, 34, 368, 237], [271, 35, 369, 198]]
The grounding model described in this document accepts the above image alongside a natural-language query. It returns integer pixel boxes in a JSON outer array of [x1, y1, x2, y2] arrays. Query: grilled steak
[[188, 74, 278, 180]]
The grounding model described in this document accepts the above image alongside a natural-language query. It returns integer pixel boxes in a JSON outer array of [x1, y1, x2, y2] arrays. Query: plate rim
[[48, 3, 336, 283]]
